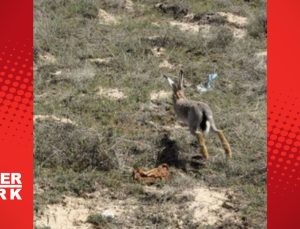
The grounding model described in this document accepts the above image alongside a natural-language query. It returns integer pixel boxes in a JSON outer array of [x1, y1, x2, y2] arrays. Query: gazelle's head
[[164, 70, 185, 102]]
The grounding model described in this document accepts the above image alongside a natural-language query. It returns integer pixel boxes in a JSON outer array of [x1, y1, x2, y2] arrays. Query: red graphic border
[[0, 1, 33, 228], [268, 0, 300, 228]]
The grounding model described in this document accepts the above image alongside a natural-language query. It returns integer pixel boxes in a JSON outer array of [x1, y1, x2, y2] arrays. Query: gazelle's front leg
[[216, 130, 232, 159], [196, 131, 209, 160]]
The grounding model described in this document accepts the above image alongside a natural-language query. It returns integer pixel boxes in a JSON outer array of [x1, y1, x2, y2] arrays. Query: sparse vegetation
[[34, 121, 118, 172], [208, 26, 234, 51], [247, 10, 267, 38], [34, 0, 266, 228], [86, 213, 111, 227]]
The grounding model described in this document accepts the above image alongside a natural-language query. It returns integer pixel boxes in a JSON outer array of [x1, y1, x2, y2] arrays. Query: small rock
[[97, 87, 127, 100], [88, 57, 112, 65], [98, 9, 118, 25], [151, 47, 166, 57], [159, 60, 176, 69], [50, 70, 62, 76], [39, 53, 57, 64], [101, 209, 116, 219]]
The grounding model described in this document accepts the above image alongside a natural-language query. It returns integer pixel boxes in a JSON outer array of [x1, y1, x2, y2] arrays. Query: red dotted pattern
[[0, 41, 33, 142], [268, 92, 300, 195]]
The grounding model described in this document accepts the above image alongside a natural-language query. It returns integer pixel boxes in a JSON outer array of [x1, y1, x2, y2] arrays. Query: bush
[[248, 11, 267, 38], [34, 121, 118, 172], [208, 26, 234, 51], [67, 1, 98, 19], [86, 213, 111, 226]]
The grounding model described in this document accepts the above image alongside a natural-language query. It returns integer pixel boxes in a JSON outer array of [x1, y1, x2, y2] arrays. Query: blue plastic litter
[[197, 73, 218, 93]]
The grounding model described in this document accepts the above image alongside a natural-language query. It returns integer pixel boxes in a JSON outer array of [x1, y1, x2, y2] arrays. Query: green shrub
[[67, 1, 98, 19], [34, 121, 118, 171], [86, 213, 111, 226], [208, 26, 234, 51], [248, 11, 267, 38]]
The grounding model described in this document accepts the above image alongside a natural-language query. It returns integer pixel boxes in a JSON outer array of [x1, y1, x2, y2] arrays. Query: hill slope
[[34, 0, 266, 228]]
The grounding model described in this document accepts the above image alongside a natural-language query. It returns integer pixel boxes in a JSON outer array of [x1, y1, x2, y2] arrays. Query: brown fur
[[133, 164, 170, 185], [164, 70, 232, 160]]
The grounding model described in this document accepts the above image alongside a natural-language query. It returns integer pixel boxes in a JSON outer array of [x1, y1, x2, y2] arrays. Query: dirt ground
[[36, 172, 243, 229]]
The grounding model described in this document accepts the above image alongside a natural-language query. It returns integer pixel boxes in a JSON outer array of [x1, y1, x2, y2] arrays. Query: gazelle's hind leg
[[216, 130, 232, 159], [208, 116, 232, 159], [196, 131, 209, 160], [189, 114, 209, 160]]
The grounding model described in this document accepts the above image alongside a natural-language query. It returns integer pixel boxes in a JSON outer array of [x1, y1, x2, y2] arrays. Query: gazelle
[[164, 70, 232, 160]]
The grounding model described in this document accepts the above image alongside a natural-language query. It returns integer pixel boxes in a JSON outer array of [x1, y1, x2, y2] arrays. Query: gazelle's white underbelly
[[195, 121, 210, 135], [204, 121, 210, 135]]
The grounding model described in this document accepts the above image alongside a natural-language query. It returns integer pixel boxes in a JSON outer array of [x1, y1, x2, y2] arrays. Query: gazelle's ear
[[178, 69, 184, 89], [164, 75, 175, 88]]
